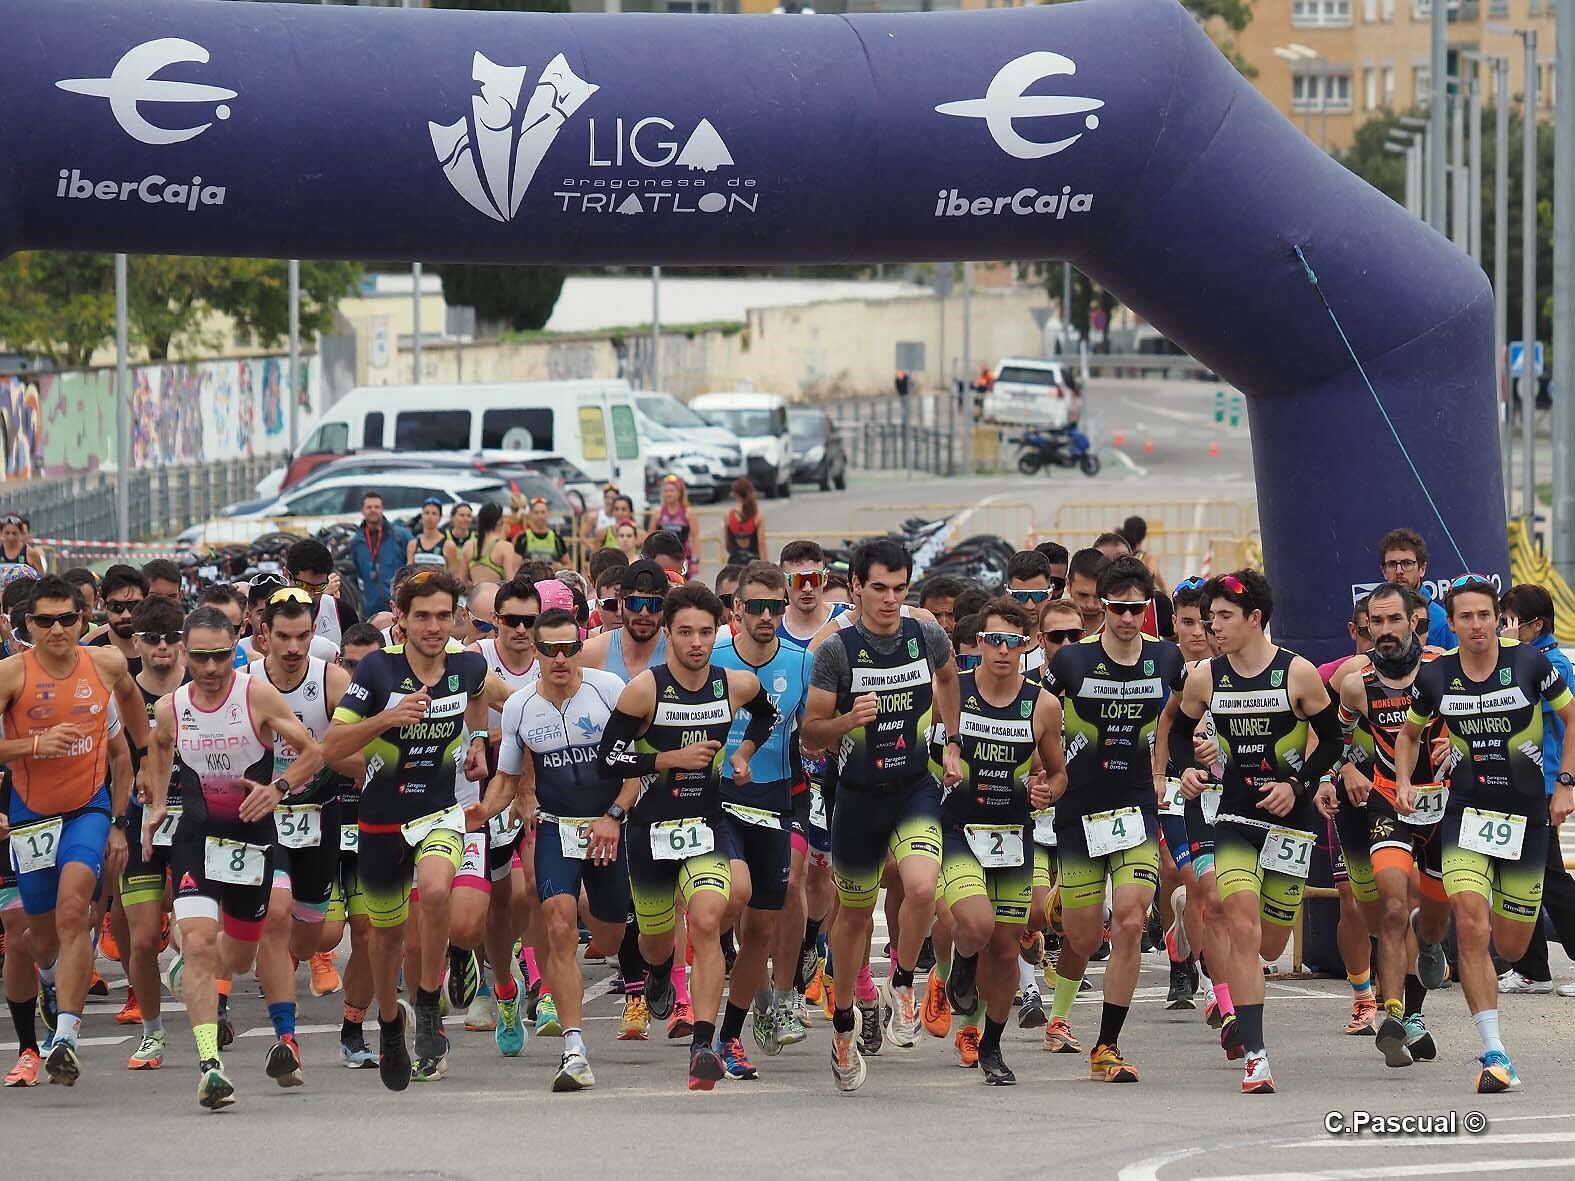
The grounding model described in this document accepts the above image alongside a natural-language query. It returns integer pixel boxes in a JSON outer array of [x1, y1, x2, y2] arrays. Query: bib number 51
[[1258, 827, 1313, 879]]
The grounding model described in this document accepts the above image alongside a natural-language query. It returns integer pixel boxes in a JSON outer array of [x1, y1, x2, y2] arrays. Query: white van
[[690, 392, 794, 498], [288, 380, 645, 505], [631, 390, 745, 479]]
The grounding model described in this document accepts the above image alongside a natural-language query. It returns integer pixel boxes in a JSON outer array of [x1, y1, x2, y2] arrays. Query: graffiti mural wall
[[0, 357, 318, 478]]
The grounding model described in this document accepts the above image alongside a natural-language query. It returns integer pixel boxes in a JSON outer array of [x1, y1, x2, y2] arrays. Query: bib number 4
[[1081, 807, 1144, 858]]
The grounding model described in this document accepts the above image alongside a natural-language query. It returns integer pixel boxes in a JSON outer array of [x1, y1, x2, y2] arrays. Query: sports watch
[[605, 803, 627, 822], [1557, 772, 1575, 788]]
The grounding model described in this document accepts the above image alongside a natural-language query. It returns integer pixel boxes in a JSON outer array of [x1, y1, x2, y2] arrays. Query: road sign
[[1510, 340, 1544, 379], [896, 341, 926, 373]]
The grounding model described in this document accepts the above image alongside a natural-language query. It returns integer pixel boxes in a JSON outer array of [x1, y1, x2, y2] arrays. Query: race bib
[[1400, 784, 1448, 828], [1081, 807, 1144, 858], [339, 823, 359, 854], [964, 823, 1025, 868], [9, 816, 63, 874], [151, 806, 183, 849], [557, 817, 596, 861], [1258, 826, 1314, 879], [1457, 807, 1527, 860], [1158, 778, 1185, 815], [1200, 786, 1223, 827], [198, 564, 219, 581], [488, 809, 524, 845], [1031, 808, 1057, 847], [204, 837, 267, 886], [808, 787, 828, 831], [275, 804, 323, 849], [723, 802, 782, 830], [401, 804, 466, 847], [651, 817, 714, 861]]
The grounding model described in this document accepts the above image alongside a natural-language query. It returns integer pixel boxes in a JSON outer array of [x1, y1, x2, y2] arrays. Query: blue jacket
[[1422, 585, 1456, 650], [350, 520, 412, 616], [1535, 633, 1572, 797]]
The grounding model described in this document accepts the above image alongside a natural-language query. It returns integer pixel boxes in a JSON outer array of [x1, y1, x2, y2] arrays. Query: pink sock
[[522, 947, 540, 987], [673, 961, 691, 1005], [1215, 982, 1235, 1017], [855, 964, 878, 1004]]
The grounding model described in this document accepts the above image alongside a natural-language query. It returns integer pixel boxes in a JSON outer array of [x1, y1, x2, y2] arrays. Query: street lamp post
[[1553, 0, 1575, 577], [1518, 29, 1538, 526]]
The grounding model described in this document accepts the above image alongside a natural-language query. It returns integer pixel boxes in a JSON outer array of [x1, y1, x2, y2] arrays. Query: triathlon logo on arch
[[934, 51, 1104, 161], [428, 51, 598, 223]]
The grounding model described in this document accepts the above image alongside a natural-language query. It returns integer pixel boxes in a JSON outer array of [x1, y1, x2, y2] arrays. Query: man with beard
[[89, 565, 148, 676]]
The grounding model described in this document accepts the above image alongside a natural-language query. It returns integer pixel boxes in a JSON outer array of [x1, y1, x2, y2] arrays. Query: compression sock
[[55, 1012, 81, 1047], [563, 1028, 586, 1057], [692, 1020, 716, 1053], [1214, 982, 1235, 1017], [673, 961, 691, 1006], [1050, 971, 1081, 1021], [142, 1014, 164, 1037], [1347, 968, 1373, 1002], [1235, 1003, 1265, 1053], [194, 1022, 220, 1063], [833, 1006, 856, 1034], [980, 1016, 1007, 1056], [802, 918, 822, 952], [1403, 974, 1426, 1018], [891, 964, 915, 990], [522, 947, 540, 988], [1473, 1009, 1505, 1056], [341, 1004, 366, 1042], [618, 921, 645, 996], [494, 973, 519, 1003], [267, 1001, 296, 1039], [934, 954, 951, 983], [7, 998, 38, 1053], [1019, 956, 1039, 998], [720, 1001, 748, 1043], [855, 963, 878, 1004], [1097, 1002, 1129, 1047]]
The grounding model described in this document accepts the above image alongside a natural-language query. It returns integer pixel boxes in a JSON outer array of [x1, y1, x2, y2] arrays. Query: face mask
[[1370, 633, 1422, 680]]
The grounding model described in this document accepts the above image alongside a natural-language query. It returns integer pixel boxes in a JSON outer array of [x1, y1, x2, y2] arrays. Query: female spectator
[[581, 485, 622, 553], [407, 496, 460, 573], [647, 474, 699, 578], [445, 502, 475, 556], [723, 477, 764, 565]]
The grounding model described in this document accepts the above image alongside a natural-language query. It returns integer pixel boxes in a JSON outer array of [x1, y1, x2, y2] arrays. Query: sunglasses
[[0, 513, 21, 526], [137, 631, 183, 647], [187, 647, 235, 665], [28, 610, 80, 631], [979, 630, 1031, 650], [1216, 574, 1247, 596], [955, 653, 982, 671], [1354, 625, 1371, 639], [538, 639, 583, 658], [1041, 628, 1082, 644], [269, 586, 312, 607], [787, 570, 827, 590], [407, 569, 446, 587], [598, 597, 621, 613], [1173, 576, 1207, 594], [624, 594, 665, 615], [1009, 588, 1051, 604], [497, 613, 539, 631], [250, 572, 287, 590], [1102, 598, 1152, 616], [472, 619, 495, 634], [742, 598, 787, 617], [105, 598, 142, 615], [293, 576, 330, 593], [719, 593, 735, 611], [1450, 573, 1495, 590]]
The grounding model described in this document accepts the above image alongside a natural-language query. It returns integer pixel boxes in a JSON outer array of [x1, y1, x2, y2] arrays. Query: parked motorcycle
[[1014, 427, 1100, 477]]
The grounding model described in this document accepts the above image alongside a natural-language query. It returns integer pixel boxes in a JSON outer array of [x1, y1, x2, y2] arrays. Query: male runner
[[598, 583, 776, 1090], [287, 538, 359, 649], [1169, 570, 1343, 1094], [802, 539, 960, 1092], [1041, 557, 1184, 1082], [0, 575, 145, 1086], [323, 570, 489, 1091], [89, 564, 148, 675], [779, 541, 849, 646], [1395, 573, 1575, 1093], [1064, 548, 1108, 637], [1003, 550, 1056, 676], [938, 597, 1063, 1085], [476, 607, 628, 1089], [139, 605, 325, 1110]]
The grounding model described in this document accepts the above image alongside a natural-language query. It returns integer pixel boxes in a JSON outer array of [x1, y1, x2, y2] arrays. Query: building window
[[1489, 0, 1508, 13], [1292, 72, 1354, 111], [1382, 0, 1394, 17], [1413, 0, 1463, 16], [1384, 66, 1396, 106], [1293, 0, 1353, 25], [1364, 67, 1377, 109], [1364, 0, 1377, 17], [1528, 0, 1542, 14]]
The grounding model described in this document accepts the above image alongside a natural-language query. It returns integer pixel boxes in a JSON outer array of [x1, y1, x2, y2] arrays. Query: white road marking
[[0, 1035, 132, 1050], [1117, 1146, 1210, 1181], [1210, 1160, 1573, 1181], [1274, 1133, 1575, 1151], [1141, 403, 1210, 426], [1109, 448, 1149, 477]]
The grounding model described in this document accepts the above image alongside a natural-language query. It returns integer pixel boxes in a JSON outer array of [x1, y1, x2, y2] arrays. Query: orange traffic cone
[[1114, 430, 1126, 447], [1143, 437, 1155, 455], [1208, 440, 1219, 458]]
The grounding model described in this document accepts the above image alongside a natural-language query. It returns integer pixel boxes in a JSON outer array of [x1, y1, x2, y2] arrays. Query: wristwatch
[[1558, 772, 1575, 788], [271, 777, 292, 796], [945, 735, 964, 749], [110, 814, 133, 832], [604, 803, 627, 822]]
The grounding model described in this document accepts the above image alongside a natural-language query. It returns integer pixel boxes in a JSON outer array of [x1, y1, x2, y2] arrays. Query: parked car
[[690, 392, 794, 498], [638, 419, 724, 502], [981, 357, 1077, 428], [631, 390, 745, 478], [787, 409, 848, 492]]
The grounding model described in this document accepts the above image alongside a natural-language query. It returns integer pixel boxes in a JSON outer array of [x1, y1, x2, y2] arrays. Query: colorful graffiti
[[0, 356, 319, 479]]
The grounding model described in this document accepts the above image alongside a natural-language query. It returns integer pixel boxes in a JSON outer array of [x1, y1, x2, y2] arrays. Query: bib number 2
[[964, 824, 1024, 868]]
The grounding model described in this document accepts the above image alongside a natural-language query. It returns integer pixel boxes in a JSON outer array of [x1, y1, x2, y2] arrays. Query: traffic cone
[[1114, 430, 1126, 446], [1143, 437, 1154, 455], [1208, 440, 1219, 458]]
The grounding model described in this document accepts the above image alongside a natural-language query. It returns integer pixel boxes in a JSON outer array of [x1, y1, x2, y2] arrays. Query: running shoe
[[1374, 1014, 1412, 1068], [44, 1040, 81, 1087], [466, 989, 498, 1032], [719, 1036, 759, 1080], [1345, 996, 1378, 1035], [310, 952, 342, 998], [116, 988, 143, 1026], [831, 1009, 866, 1093], [1044, 1016, 1081, 1054], [954, 1024, 980, 1067], [536, 994, 563, 1038], [100, 913, 120, 962], [1166, 961, 1196, 1010], [666, 999, 693, 1041], [1498, 969, 1552, 995], [88, 971, 108, 997], [777, 998, 807, 1047], [379, 1001, 413, 1092], [1018, 991, 1048, 1029], [218, 1014, 235, 1051], [856, 998, 883, 1056], [1204, 993, 1223, 1029], [645, 966, 676, 1022], [1410, 909, 1447, 990], [1219, 1012, 1245, 1060], [922, 971, 952, 1038], [1019, 929, 1045, 966], [523, 975, 544, 1023], [885, 983, 920, 1048], [1241, 1052, 1275, 1094], [5, 1049, 41, 1087], [1475, 1048, 1521, 1093], [798, 944, 821, 996], [447, 947, 480, 1010], [413, 998, 450, 1082], [197, 1058, 235, 1110], [496, 993, 526, 1057], [979, 1046, 1016, 1086], [265, 1034, 304, 1087], [752, 1004, 782, 1057], [164, 952, 185, 998], [1166, 885, 1191, 960], [1403, 1014, 1437, 1061], [128, 1030, 166, 1071], [1090, 1042, 1139, 1083], [793, 989, 812, 1030], [553, 1049, 595, 1092], [805, 965, 824, 1007], [338, 1032, 379, 1069], [36, 980, 57, 1036], [605, 972, 626, 996], [688, 1042, 726, 1091], [618, 995, 651, 1041], [944, 956, 979, 1018]]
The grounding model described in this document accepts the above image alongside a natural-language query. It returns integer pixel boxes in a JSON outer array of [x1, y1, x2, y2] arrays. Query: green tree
[[435, 264, 566, 333], [0, 252, 116, 369], [1049, 0, 1256, 78]]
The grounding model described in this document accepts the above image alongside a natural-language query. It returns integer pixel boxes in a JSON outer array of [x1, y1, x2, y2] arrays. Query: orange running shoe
[[921, 971, 952, 1038], [116, 988, 143, 1026], [5, 1049, 42, 1087], [310, 952, 342, 998], [100, 914, 120, 963], [805, 966, 824, 1006], [954, 1025, 980, 1067], [1345, 996, 1378, 1036]]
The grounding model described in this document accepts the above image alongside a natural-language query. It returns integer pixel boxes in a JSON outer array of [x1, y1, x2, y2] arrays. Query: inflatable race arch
[[0, 0, 1506, 658]]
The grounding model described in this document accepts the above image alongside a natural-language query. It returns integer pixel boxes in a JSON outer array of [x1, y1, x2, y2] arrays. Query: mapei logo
[[429, 51, 598, 223], [934, 51, 1103, 161], [56, 38, 236, 146]]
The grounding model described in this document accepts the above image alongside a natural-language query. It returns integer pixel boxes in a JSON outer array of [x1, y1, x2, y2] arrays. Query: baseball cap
[[620, 559, 669, 596], [534, 579, 575, 612]]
